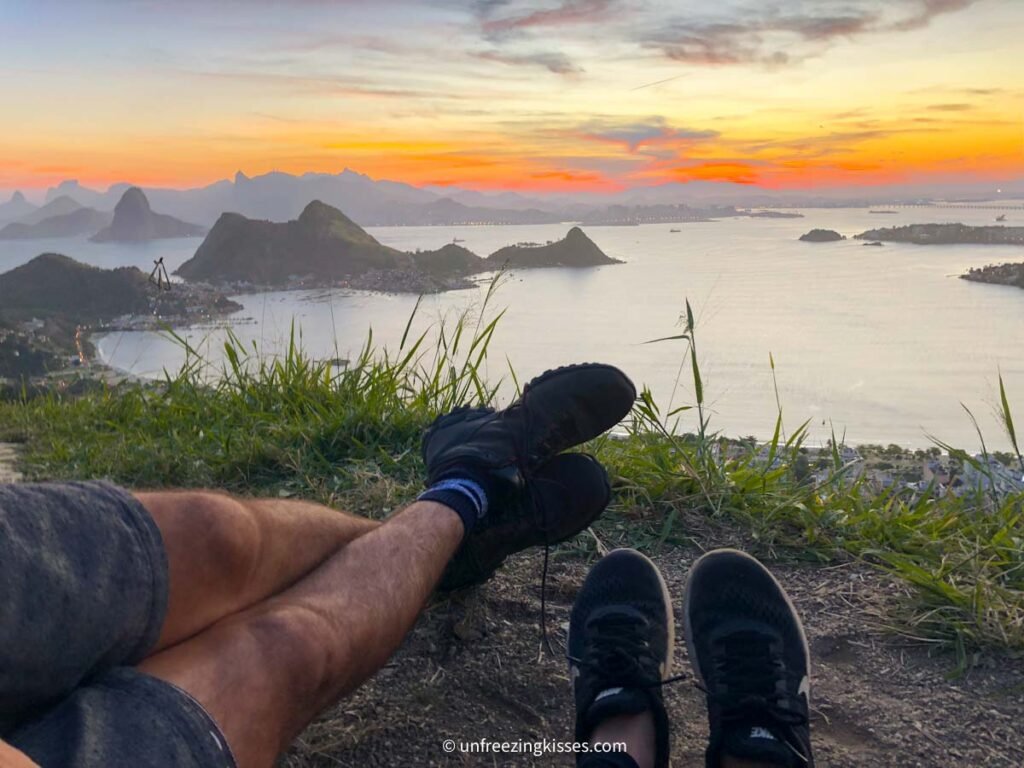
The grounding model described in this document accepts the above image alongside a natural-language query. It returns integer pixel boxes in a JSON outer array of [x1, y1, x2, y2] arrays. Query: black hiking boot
[[423, 363, 634, 589], [439, 452, 610, 590], [421, 363, 636, 489], [683, 549, 814, 767], [568, 549, 675, 768]]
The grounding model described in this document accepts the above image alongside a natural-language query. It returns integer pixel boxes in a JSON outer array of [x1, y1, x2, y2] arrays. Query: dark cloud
[[886, 0, 977, 32], [476, 0, 615, 38], [476, 49, 583, 74], [575, 117, 719, 149], [642, 15, 874, 67], [927, 102, 974, 111], [782, 14, 875, 40], [641, 0, 980, 67], [651, 35, 788, 67]]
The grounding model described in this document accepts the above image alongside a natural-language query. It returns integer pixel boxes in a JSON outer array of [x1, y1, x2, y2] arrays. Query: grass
[[1, 295, 1022, 664]]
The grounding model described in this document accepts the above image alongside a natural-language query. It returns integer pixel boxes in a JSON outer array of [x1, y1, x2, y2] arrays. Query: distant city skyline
[[2, 0, 1022, 196]]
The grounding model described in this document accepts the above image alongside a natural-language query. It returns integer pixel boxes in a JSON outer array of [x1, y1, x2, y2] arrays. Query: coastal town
[[746, 441, 1024, 498]]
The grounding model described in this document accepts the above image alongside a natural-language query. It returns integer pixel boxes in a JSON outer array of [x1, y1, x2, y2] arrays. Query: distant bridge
[[886, 203, 1024, 211]]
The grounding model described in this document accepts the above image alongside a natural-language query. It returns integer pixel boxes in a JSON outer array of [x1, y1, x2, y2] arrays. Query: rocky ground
[[281, 513, 1024, 767]]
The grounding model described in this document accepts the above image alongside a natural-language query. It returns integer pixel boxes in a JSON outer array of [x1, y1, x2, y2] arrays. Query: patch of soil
[[280, 532, 1024, 767], [0, 443, 21, 483]]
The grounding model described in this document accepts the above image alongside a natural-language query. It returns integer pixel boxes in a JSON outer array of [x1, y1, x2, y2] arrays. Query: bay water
[[2, 206, 1021, 450]]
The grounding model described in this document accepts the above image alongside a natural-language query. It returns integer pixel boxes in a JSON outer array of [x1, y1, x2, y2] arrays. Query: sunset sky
[[2, 0, 1022, 196]]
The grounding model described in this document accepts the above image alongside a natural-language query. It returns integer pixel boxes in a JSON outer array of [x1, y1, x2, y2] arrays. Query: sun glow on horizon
[[1, 0, 1022, 196]]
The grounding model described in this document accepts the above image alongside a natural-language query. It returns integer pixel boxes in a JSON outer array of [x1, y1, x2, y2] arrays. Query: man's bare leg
[[134, 365, 633, 766], [139, 499, 462, 768], [135, 492, 380, 651]]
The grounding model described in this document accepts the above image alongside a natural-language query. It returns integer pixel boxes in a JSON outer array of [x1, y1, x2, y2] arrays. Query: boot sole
[[523, 362, 636, 402]]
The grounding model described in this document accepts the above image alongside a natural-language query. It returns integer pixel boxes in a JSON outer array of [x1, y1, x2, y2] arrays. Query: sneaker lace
[[699, 630, 809, 757], [567, 612, 685, 688]]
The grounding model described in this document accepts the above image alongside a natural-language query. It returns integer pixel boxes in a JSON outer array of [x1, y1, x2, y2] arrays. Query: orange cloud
[[665, 162, 760, 185]]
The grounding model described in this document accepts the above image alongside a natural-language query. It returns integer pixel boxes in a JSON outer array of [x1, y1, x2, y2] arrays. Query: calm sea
[[2, 206, 1022, 450]]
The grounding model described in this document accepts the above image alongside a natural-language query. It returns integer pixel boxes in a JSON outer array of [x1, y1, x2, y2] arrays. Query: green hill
[[856, 223, 1024, 245], [799, 228, 844, 242], [962, 262, 1024, 289], [0, 253, 152, 322], [177, 202, 620, 290], [487, 227, 620, 268], [412, 244, 485, 277], [176, 200, 412, 285]]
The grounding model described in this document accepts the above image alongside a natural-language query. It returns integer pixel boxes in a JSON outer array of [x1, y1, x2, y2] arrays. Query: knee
[[142, 490, 262, 594]]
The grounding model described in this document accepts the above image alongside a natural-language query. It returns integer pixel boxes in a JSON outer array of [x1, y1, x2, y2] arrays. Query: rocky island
[[91, 187, 205, 242], [855, 223, 1024, 245], [799, 229, 844, 242], [961, 262, 1024, 290], [176, 201, 619, 293], [744, 210, 804, 218], [177, 200, 424, 288], [488, 227, 621, 268]]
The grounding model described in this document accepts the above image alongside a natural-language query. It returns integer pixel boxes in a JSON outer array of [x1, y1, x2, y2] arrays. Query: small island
[[855, 223, 1024, 245], [799, 229, 844, 242], [176, 201, 619, 293], [961, 262, 1024, 290], [744, 210, 804, 219], [488, 227, 621, 268], [91, 187, 206, 242]]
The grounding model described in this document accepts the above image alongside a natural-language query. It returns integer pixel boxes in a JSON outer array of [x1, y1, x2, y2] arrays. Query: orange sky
[[2, 0, 1022, 195]]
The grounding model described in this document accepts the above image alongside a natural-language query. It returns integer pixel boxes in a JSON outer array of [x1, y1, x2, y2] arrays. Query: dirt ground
[[2, 453, 1020, 766], [0, 443, 21, 483], [281, 522, 1024, 768]]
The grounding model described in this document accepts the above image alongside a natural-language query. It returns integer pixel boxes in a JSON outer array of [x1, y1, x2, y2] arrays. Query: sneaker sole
[[568, 548, 676, 681], [681, 548, 810, 703]]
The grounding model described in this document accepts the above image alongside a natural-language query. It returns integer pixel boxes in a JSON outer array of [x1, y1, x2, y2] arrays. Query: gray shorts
[[0, 481, 235, 768]]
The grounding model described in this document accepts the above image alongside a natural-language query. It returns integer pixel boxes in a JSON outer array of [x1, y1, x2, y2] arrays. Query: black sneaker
[[568, 549, 674, 768], [439, 452, 610, 590], [683, 549, 813, 767], [421, 363, 636, 489]]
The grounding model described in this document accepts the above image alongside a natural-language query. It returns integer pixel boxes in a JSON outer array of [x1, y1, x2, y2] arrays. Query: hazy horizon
[[3, 0, 1023, 198]]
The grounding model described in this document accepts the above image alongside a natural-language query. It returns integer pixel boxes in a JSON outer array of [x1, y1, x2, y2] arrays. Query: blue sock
[[417, 477, 489, 535]]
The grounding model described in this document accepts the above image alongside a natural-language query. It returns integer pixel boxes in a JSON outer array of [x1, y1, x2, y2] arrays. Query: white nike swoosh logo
[[798, 675, 810, 699]]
